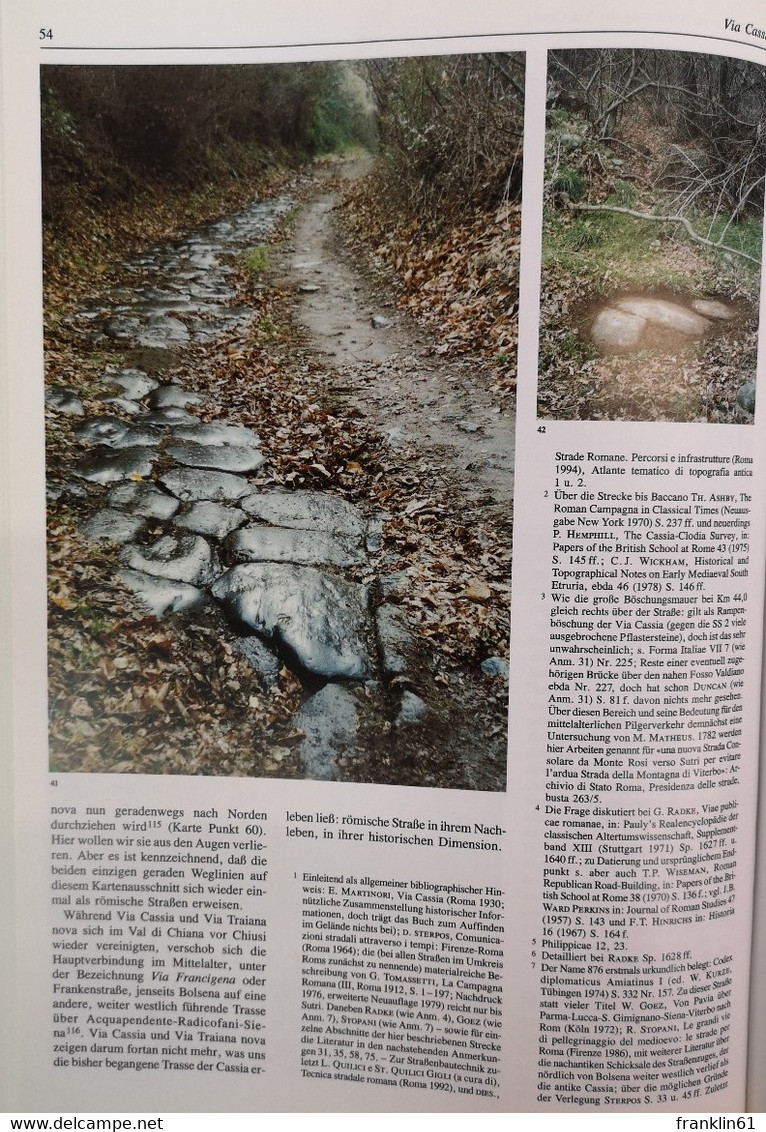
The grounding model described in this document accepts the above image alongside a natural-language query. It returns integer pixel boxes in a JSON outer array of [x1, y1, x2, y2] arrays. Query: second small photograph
[[537, 48, 764, 424]]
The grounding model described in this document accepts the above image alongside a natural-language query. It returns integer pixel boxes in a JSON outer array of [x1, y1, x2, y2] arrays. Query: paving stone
[[174, 501, 247, 539], [234, 636, 282, 688], [227, 525, 366, 569], [591, 307, 645, 351], [121, 533, 220, 587], [376, 604, 413, 678], [240, 490, 366, 539], [691, 298, 734, 320], [159, 467, 252, 503], [75, 417, 163, 449], [211, 562, 370, 680], [615, 297, 710, 336], [105, 369, 158, 401], [73, 447, 157, 485], [293, 684, 360, 780], [396, 690, 429, 726], [170, 422, 262, 448], [145, 385, 204, 410], [46, 387, 84, 416], [737, 380, 756, 415], [166, 442, 267, 474], [74, 416, 133, 446], [118, 569, 206, 618], [107, 482, 180, 521], [83, 508, 147, 543], [104, 315, 143, 341], [136, 314, 190, 347]]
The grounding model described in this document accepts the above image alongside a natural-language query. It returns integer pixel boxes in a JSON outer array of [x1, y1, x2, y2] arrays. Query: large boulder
[[212, 563, 371, 680]]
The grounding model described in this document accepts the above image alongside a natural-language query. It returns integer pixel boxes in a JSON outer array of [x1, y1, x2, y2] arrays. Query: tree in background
[[548, 49, 766, 226], [366, 53, 524, 227], [41, 63, 375, 224]]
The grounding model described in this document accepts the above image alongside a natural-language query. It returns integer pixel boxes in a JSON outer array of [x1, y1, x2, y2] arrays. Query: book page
[[746, 644, 766, 1112], [3, 0, 766, 1115]]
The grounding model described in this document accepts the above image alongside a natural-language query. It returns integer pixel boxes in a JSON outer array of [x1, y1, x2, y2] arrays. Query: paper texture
[[3, 0, 766, 1114]]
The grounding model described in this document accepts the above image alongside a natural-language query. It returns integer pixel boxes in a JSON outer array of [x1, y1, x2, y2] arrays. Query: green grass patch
[[544, 181, 762, 297], [550, 166, 587, 202], [704, 212, 763, 272], [544, 207, 675, 291], [239, 245, 270, 279], [545, 196, 705, 293]]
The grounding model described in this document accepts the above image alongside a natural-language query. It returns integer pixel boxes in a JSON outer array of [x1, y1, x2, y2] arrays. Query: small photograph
[[42, 57, 523, 789], [537, 49, 764, 423]]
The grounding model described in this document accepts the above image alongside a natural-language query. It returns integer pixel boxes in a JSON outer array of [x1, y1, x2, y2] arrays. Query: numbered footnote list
[[533, 449, 750, 1107]]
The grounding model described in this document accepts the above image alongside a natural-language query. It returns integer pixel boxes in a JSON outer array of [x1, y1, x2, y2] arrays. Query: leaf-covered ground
[[537, 106, 761, 423], [341, 169, 521, 402]]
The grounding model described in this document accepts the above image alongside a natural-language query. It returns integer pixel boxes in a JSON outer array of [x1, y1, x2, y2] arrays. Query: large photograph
[[42, 58, 522, 789], [537, 49, 764, 423]]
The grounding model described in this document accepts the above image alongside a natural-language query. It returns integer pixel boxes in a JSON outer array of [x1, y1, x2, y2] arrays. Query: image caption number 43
[[39, 28, 53, 40]]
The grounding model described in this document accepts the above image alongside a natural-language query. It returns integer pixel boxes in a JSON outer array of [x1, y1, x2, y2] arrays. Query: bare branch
[[570, 202, 760, 264]]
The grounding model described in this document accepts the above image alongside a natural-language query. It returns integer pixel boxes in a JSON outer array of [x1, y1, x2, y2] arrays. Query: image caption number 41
[[39, 28, 53, 40]]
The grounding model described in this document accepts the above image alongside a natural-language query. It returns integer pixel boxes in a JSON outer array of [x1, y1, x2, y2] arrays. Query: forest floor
[[45, 157, 518, 789], [537, 107, 761, 423]]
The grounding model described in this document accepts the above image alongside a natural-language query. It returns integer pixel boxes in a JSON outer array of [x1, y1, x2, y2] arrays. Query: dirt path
[[285, 176, 516, 512]]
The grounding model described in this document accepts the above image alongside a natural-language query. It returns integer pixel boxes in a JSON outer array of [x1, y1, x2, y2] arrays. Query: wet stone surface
[[211, 563, 371, 681], [165, 441, 267, 474], [171, 422, 262, 448], [159, 467, 253, 502], [293, 684, 361, 781], [146, 385, 203, 410], [84, 508, 147, 543], [240, 490, 366, 538], [74, 446, 157, 485], [118, 569, 207, 619], [174, 501, 248, 539], [46, 387, 84, 416], [107, 482, 180, 521], [121, 533, 220, 588], [75, 417, 163, 449], [227, 525, 367, 569], [104, 369, 159, 401]]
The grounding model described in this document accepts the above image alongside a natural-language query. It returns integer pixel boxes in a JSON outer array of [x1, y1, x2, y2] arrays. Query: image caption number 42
[[39, 28, 53, 40]]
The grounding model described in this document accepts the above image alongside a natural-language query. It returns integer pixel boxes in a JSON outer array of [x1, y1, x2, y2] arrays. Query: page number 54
[[39, 28, 53, 40]]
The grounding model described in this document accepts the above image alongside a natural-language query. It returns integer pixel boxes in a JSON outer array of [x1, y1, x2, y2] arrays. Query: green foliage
[[542, 173, 762, 294], [551, 166, 586, 201], [706, 213, 763, 269], [611, 179, 637, 207], [569, 220, 599, 250], [304, 69, 369, 155], [239, 245, 269, 278], [41, 62, 377, 225]]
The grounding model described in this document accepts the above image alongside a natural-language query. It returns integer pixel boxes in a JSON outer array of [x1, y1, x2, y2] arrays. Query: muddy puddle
[[576, 289, 752, 355]]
